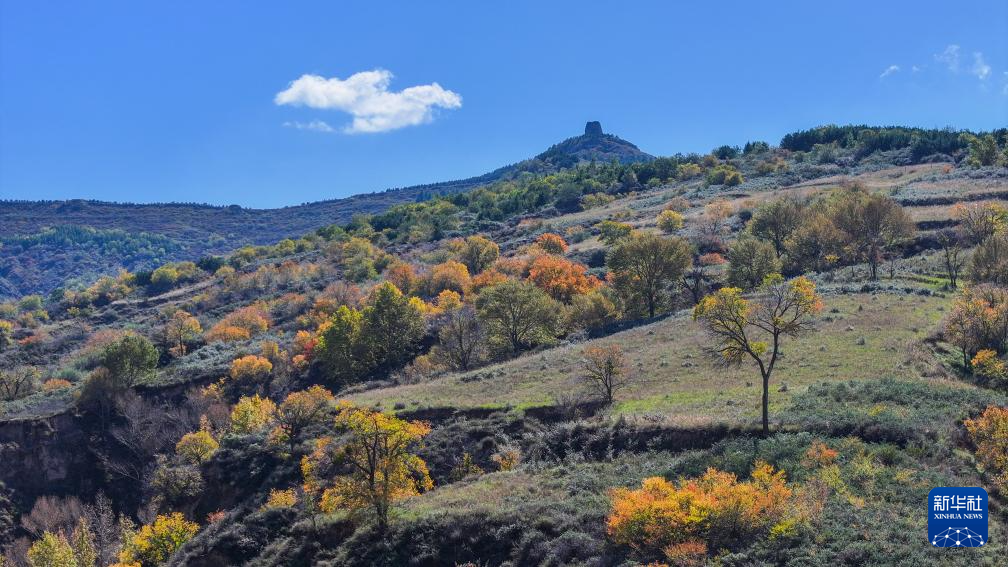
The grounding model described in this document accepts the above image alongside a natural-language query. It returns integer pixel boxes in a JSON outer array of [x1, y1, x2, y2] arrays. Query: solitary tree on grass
[[580, 343, 630, 405], [693, 275, 823, 434]]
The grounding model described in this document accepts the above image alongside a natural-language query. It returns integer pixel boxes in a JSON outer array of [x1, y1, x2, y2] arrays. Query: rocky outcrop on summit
[[534, 121, 655, 167]]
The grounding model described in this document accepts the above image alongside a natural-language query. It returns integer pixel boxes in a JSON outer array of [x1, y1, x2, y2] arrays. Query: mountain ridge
[[0, 122, 651, 298]]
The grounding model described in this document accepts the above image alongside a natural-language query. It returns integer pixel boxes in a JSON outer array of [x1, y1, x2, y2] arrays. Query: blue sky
[[1, 1, 1006, 208]]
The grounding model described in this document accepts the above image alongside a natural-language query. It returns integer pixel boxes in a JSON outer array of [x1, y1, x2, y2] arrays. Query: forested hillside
[[1, 124, 1007, 567]]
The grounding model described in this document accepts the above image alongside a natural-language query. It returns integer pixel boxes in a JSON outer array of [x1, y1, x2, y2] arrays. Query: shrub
[[229, 355, 273, 384], [535, 233, 568, 254], [42, 378, 73, 392], [676, 163, 703, 180], [705, 164, 743, 186], [262, 488, 298, 511], [972, 350, 1007, 384], [595, 220, 634, 246], [656, 210, 684, 233], [964, 406, 1008, 494], [607, 462, 812, 561], [0, 320, 12, 352], [206, 303, 270, 343]]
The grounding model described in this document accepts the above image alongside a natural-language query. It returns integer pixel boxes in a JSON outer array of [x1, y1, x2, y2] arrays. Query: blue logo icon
[[928, 487, 988, 547]]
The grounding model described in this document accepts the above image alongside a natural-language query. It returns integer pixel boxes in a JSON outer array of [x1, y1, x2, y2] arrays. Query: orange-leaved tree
[[535, 233, 568, 254], [301, 402, 432, 531], [526, 255, 600, 302], [693, 275, 822, 434]]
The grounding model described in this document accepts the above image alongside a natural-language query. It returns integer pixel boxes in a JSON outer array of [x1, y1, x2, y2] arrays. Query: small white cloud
[[879, 65, 900, 79], [275, 69, 462, 133], [972, 52, 991, 80], [283, 120, 335, 133], [912, 65, 922, 73], [935, 44, 960, 72]]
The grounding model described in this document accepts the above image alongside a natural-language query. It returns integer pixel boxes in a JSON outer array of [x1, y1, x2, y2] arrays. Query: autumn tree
[[830, 186, 912, 280], [175, 430, 219, 464], [457, 235, 500, 274], [271, 385, 335, 453], [962, 133, 1004, 167], [693, 276, 823, 434], [942, 285, 1008, 370], [964, 405, 1008, 493], [162, 310, 201, 357], [383, 262, 418, 296], [27, 531, 77, 567], [436, 305, 486, 371], [475, 280, 563, 353], [526, 255, 600, 302], [607, 233, 692, 318], [535, 233, 568, 254], [304, 403, 433, 531], [229, 355, 273, 387], [727, 238, 782, 291], [230, 394, 276, 435], [205, 303, 270, 343], [749, 196, 804, 257], [0, 366, 41, 401], [117, 512, 198, 566], [580, 344, 630, 404], [700, 199, 734, 236], [425, 260, 472, 296]]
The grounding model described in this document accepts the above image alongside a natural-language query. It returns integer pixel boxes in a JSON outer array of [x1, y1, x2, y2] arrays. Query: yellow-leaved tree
[[301, 402, 432, 530], [693, 275, 822, 434], [116, 512, 198, 566]]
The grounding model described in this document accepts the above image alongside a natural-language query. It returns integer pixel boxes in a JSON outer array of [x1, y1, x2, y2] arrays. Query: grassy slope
[[350, 290, 950, 423]]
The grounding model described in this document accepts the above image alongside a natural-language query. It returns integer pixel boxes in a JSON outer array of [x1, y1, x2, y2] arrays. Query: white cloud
[[283, 120, 335, 133], [934, 44, 960, 72], [274, 69, 462, 133], [972, 52, 991, 80], [879, 65, 900, 79], [912, 65, 922, 73]]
